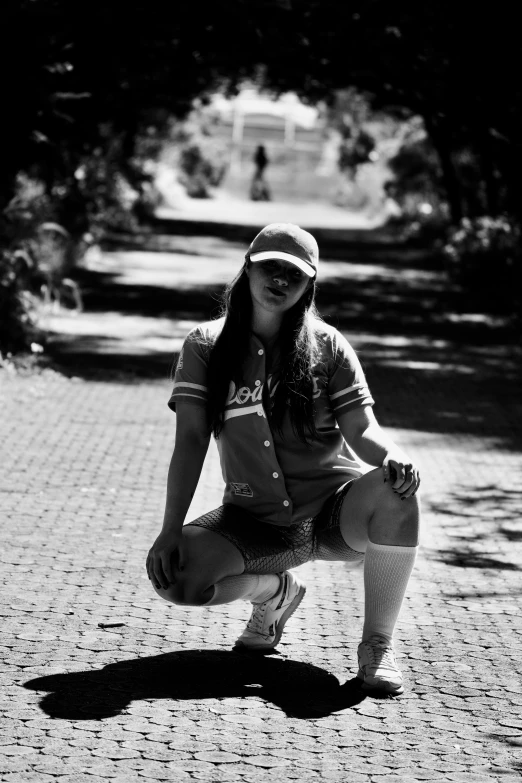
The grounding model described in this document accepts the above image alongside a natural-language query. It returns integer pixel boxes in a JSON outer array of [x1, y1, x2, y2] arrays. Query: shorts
[[185, 480, 365, 574]]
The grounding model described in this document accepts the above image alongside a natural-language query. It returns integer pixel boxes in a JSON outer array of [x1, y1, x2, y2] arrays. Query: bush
[[74, 155, 145, 235], [1, 115, 167, 355], [1, 174, 88, 356], [386, 134, 445, 217], [386, 201, 450, 247], [442, 215, 522, 314], [176, 138, 227, 198], [0, 249, 40, 355], [339, 129, 375, 174], [162, 102, 229, 199]]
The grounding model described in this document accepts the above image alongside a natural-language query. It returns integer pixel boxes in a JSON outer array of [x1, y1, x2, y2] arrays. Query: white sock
[[362, 540, 418, 645], [204, 574, 281, 606]]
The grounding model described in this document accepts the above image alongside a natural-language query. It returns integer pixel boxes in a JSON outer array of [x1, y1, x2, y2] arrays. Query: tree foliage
[[2, 0, 521, 221], [2, 0, 521, 348]]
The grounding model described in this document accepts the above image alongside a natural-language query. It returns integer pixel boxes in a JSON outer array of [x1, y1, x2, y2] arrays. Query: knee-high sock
[[362, 541, 418, 644], [204, 574, 281, 606]]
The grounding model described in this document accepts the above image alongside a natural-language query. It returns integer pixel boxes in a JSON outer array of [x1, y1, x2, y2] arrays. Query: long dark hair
[[205, 259, 323, 443]]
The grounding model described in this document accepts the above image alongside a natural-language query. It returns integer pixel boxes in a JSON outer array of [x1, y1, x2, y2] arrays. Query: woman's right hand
[[146, 529, 185, 591]]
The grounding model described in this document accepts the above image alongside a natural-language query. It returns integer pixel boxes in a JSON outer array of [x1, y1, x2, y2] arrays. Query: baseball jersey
[[168, 318, 374, 527]]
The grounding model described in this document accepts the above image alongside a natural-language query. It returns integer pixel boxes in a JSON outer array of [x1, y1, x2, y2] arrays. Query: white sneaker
[[357, 636, 404, 695], [235, 571, 306, 652]]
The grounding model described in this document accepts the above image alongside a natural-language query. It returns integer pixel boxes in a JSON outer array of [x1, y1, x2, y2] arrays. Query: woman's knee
[[152, 574, 213, 606], [384, 483, 420, 525], [152, 580, 184, 605], [373, 480, 420, 544], [150, 523, 244, 606], [361, 467, 418, 514], [353, 469, 420, 544]]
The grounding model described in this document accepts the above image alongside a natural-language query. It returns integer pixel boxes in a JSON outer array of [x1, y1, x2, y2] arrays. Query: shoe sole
[[356, 671, 404, 695], [235, 584, 307, 653]]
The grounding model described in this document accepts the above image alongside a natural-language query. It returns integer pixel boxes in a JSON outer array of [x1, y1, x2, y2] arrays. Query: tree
[[2, 0, 521, 223]]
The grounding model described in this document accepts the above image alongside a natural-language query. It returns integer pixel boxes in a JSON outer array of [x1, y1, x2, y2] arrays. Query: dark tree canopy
[[2, 0, 521, 218]]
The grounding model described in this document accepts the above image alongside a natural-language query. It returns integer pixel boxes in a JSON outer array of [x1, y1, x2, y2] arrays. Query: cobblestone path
[[1, 230, 522, 782]]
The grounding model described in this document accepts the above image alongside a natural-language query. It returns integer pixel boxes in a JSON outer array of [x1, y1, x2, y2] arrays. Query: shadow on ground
[[25, 650, 368, 721], [74, 268, 224, 321], [436, 551, 520, 571], [427, 484, 522, 571]]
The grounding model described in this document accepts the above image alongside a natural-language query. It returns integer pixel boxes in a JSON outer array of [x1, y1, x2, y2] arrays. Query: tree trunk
[[477, 130, 499, 216], [423, 114, 463, 224], [498, 141, 522, 222]]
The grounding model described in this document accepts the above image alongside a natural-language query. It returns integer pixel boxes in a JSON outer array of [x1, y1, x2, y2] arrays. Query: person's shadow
[[24, 649, 367, 721]]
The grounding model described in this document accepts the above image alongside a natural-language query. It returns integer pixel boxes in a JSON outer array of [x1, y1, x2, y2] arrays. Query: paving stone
[[0, 775, 56, 783], [444, 775, 498, 782], [0, 761, 29, 776], [0, 746, 38, 756], [193, 751, 243, 763], [54, 776, 117, 783], [90, 748, 141, 760], [135, 767, 192, 780], [168, 760, 224, 772], [385, 768, 447, 780]]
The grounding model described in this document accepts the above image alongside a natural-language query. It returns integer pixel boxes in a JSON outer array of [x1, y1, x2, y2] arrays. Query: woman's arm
[[162, 403, 211, 533], [147, 403, 210, 589], [337, 405, 420, 497]]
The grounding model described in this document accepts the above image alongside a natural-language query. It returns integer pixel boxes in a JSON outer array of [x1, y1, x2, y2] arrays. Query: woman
[[146, 223, 420, 696]]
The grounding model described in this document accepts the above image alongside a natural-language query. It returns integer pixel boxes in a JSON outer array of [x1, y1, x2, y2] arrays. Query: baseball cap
[[248, 223, 319, 278]]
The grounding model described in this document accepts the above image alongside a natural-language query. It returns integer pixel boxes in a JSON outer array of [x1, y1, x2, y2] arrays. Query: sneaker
[[357, 636, 404, 695], [235, 571, 306, 652]]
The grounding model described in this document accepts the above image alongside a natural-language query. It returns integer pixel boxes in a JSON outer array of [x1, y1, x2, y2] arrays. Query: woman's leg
[[152, 525, 281, 607], [339, 468, 420, 693], [152, 509, 306, 652]]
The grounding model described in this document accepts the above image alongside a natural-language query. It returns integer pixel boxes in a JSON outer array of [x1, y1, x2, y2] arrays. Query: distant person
[[254, 144, 268, 177], [147, 223, 420, 696], [250, 144, 271, 201]]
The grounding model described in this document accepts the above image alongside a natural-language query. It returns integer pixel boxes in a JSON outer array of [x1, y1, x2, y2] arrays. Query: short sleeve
[[168, 327, 209, 412], [327, 330, 374, 416]]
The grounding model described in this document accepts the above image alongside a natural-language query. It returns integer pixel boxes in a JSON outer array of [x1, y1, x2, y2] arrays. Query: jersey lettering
[[227, 377, 322, 406], [226, 382, 264, 406]]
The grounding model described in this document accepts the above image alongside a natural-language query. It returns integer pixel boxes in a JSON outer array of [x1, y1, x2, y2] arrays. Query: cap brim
[[249, 250, 316, 277]]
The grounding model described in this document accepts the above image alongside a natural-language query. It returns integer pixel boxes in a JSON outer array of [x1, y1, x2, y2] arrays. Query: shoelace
[[246, 603, 271, 636], [245, 579, 288, 638], [366, 640, 397, 671]]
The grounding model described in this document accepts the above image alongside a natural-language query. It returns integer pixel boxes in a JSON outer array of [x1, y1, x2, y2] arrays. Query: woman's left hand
[[383, 450, 420, 498]]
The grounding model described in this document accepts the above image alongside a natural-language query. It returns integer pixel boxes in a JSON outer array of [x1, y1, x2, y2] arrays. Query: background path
[[1, 223, 521, 782]]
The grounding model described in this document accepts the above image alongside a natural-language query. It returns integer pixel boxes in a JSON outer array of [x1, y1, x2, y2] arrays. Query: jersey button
[[264, 440, 270, 447], [258, 349, 264, 356], [272, 472, 279, 479], [257, 411, 263, 417], [283, 500, 290, 507], [255, 380, 261, 386]]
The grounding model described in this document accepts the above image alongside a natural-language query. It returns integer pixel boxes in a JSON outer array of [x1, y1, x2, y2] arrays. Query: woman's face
[[246, 258, 312, 316]]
